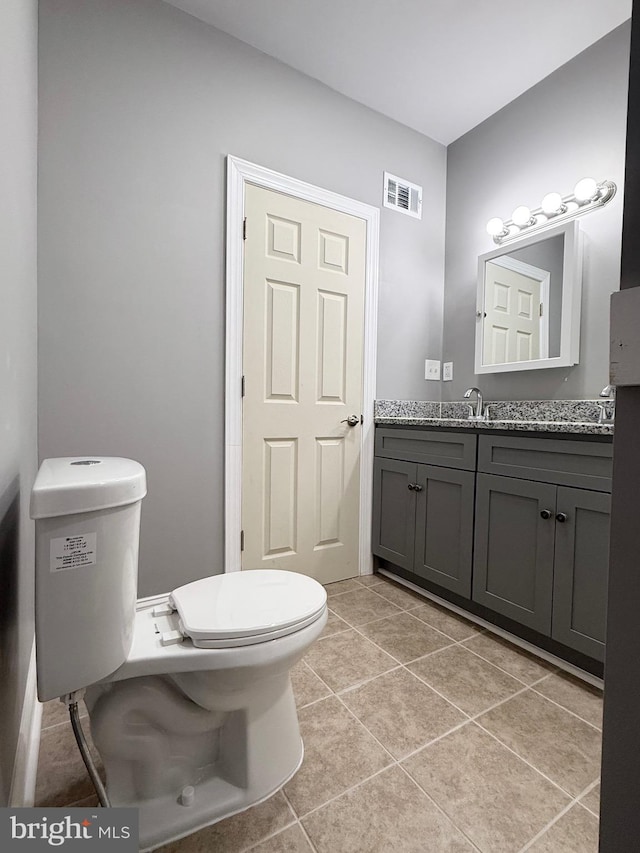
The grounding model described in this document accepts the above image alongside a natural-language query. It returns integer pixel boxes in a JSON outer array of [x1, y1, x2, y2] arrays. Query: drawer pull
[[540, 509, 552, 520]]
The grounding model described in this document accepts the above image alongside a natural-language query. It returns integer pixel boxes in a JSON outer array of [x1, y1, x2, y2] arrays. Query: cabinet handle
[[556, 512, 568, 523], [413, 484, 423, 492], [540, 509, 552, 520], [407, 483, 415, 491]]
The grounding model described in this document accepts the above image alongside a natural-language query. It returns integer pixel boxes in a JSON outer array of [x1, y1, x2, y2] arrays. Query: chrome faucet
[[597, 384, 616, 424], [464, 387, 485, 420]]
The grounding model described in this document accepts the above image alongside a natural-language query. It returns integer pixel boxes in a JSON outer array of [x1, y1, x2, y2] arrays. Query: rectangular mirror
[[475, 220, 582, 373]]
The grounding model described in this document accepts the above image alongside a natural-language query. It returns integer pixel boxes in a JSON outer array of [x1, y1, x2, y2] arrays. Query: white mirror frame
[[474, 220, 582, 374]]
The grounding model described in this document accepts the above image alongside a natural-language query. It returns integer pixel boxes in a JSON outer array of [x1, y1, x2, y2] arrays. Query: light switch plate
[[425, 359, 441, 380], [443, 362, 453, 381]]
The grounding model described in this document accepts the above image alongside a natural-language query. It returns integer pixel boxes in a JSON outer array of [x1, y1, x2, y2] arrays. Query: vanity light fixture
[[486, 177, 616, 244]]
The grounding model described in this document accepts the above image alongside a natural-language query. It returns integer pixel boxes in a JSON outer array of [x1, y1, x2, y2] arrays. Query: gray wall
[[0, 0, 38, 805], [38, 0, 447, 596], [443, 23, 630, 401]]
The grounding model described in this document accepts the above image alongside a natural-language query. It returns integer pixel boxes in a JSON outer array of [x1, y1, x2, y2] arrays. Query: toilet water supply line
[[63, 690, 111, 808]]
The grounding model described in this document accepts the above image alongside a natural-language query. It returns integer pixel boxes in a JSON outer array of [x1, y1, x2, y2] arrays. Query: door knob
[[556, 512, 568, 523], [540, 509, 552, 520], [341, 415, 359, 427]]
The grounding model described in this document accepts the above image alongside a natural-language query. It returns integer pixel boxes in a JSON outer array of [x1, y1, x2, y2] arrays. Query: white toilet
[[31, 457, 327, 851]]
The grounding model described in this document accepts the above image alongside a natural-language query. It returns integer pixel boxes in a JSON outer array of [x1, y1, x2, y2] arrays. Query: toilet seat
[[169, 570, 327, 649]]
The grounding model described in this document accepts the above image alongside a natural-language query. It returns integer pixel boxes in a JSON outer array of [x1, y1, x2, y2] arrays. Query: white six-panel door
[[242, 183, 366, 583], [483, 261, 542, 365]]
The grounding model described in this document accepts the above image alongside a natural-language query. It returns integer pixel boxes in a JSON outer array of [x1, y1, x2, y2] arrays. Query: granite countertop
[[374, 400, 614, 437]]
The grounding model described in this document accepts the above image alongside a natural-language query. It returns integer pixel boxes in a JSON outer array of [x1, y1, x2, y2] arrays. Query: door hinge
[[243, 217, 247, 241], [240, 530, 245, 551], [241, 375, 245, 397], [539, 303, 544, 317]]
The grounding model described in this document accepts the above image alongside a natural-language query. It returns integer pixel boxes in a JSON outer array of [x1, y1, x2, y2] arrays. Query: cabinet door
[[413, 465, 475, 597], [473, 473, 556, 633], [372, 458, 416, 570], [552, 487, 610, 661]]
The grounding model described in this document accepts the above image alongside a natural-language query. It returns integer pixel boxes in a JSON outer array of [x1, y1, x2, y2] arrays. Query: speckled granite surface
[[374, 400, 614, 436]]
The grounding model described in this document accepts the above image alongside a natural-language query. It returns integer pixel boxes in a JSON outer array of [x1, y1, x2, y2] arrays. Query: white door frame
[[225, 155, 380, 575]]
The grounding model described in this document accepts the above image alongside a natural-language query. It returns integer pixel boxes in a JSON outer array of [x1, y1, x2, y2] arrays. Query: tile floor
[[35, 573, 603, 852]]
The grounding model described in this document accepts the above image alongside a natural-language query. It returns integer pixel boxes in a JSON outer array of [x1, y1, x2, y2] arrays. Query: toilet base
[[138, 739, 303, 852], [85, 668, 309, 851]]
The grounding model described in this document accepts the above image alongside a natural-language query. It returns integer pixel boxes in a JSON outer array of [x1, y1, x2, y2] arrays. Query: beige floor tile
[[35, 721, 103, 807], [462, 632, 555, 684], [534, 671, 603, 729], [410, 600, 482, 642], [355, 573, 386, 587], [319, 608, 349, 639], [302, 765, 475, 853], [40, 698, 87, 729], [368, 581, 425, 610], [284, 695, 392, 816], [250, 824, 313, 853], [324, 578, 361, 598], [477, 691, 602, 797], [327, 587, 402, 626], [403, 722, 570, 853], [303, 629, 397, 692], [525, 803, 599, 853], [408, 645, 524, 716], [359, 611, 453, 663], [291, 661, 331, 708], [157, 792, 295, 853], [341, 668, 466, 759], [580, 782, 601, 816], [67, 794, 99, 808]]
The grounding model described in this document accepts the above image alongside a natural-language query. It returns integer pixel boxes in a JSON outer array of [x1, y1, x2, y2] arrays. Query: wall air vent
[[383, 172, 422, 219]]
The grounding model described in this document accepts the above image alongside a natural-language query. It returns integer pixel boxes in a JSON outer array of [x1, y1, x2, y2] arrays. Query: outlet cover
[[425, 359, 441, 381], [443, 362, 453, 381]]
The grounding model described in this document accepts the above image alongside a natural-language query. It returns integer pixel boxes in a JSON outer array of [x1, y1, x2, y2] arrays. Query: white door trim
[[225, 156, 379, 576]]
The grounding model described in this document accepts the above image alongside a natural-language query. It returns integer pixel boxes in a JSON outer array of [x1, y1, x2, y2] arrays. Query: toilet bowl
[[30, 458, 327, 851]]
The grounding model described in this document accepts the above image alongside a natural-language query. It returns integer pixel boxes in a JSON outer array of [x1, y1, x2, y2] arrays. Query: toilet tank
[[30, 457, 147, 701]]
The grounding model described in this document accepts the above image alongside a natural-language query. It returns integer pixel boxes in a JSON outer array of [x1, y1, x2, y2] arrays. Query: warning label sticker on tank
[[50, 533, 97, 572]]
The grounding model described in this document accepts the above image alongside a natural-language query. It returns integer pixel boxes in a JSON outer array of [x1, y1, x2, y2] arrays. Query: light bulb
[[535, 214, 548, 226], [541, 192, 564, 215], [512, 206, 532, 227], [574, 177, 598, 202], [507, 224, 520, 237], [565, 201, 579, 213], [486, 217, 505, 237]]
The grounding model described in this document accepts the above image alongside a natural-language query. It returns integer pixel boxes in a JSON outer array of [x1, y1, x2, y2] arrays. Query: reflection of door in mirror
[[475, 222, 580, 375], [483, 257, 549, 365]]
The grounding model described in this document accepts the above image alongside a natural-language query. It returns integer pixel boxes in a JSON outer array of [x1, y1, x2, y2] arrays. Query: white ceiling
[[163, 0, 631, 145]]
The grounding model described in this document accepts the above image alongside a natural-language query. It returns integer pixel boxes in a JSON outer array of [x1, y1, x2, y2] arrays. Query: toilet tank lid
[[30, 457, 147, 519]]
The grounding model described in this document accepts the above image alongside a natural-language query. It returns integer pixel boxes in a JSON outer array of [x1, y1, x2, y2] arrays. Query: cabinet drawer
[[375, 428, 477, 471], [478, 434, 612, 491]]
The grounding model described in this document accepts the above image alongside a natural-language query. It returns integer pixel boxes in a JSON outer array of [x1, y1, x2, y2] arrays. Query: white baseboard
[[378, 568, 604, 690], [9, 639, 42, 806]]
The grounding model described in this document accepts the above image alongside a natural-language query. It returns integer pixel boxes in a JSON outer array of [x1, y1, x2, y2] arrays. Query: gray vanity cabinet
[[474, 434, 612, 662], [373, 427, 612, 664], [372, 457, 417, 571], [552, 487, 610, 660], [472, 474, 556, 634], [372, 429, 476, 597]]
